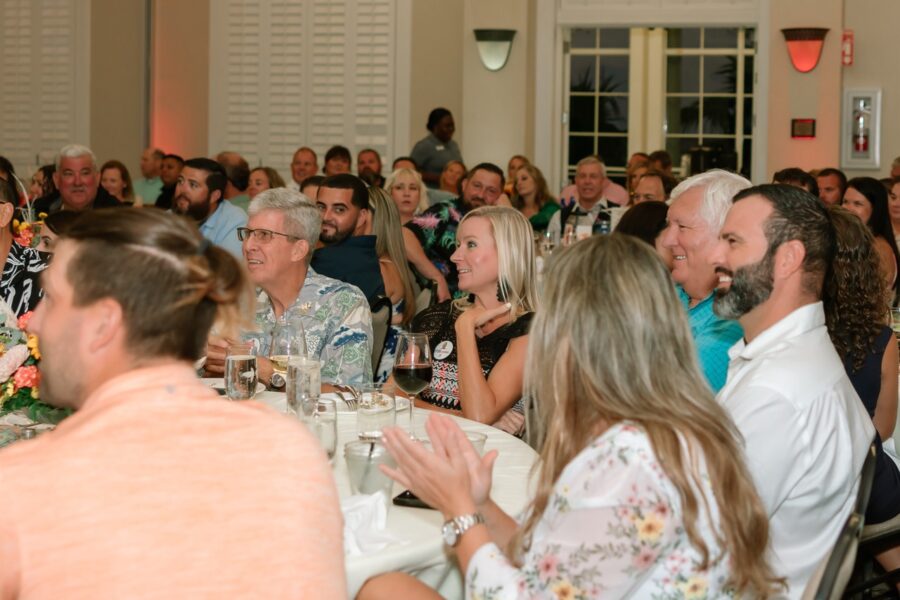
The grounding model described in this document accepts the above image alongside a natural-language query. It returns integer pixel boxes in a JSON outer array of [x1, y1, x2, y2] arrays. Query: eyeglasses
[[236, 227, 299, 243]]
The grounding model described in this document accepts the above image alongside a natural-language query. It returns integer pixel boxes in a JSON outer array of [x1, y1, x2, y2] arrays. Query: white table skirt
[[255, 391, 538, 598]]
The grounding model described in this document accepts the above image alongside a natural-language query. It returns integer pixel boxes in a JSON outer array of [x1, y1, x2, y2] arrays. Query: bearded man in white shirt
[[709, 183, 874, 598]]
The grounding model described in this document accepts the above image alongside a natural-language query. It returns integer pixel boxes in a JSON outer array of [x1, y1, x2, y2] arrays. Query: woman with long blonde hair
[[400, 206, 538, 432], [361, 234, 782, 599], [367, 187, 418, 380]]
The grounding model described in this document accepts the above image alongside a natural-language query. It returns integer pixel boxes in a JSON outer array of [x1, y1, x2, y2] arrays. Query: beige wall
[[89, 0, 148, 177], [765, 0, 843, 176], [408, 1, 464, 156], [460, 0, 532, 168], [843, 0, 900, 177], [151, 0, 210, 158]]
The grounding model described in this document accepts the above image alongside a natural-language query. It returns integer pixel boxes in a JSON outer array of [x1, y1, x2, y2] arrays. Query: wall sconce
[[474, 29, 516, 71], [781, 28, 829, 73]]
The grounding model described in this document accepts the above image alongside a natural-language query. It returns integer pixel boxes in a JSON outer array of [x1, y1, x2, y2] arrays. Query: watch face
[[271, 373, 286, 388], [441, 521, 458, 546]]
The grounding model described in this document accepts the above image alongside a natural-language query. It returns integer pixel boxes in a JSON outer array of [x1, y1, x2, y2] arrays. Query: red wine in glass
[[393, 333, 431, 438], [393, 364, 433, 396]]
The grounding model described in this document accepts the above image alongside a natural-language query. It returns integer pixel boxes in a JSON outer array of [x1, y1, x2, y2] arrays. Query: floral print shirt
[[404, 198, 469, 296], [467, 422, 735, 599], [245, 269, 373, 385]]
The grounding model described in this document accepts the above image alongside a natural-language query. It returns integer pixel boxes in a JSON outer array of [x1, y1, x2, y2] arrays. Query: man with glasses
[[405, 162, 505, 296], [205, 188, 373, 386], [172, 157, 246, 259]]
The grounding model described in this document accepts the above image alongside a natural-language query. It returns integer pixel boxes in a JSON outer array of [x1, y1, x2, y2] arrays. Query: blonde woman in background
[[386, 168, 429, 224], [386, 168, 451, 302], [360, 234, 783, 600], [367, 187, 418, 381]]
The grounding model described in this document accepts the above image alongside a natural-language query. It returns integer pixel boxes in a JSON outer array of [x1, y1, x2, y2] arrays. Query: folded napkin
[[341, 493, 406, 556]]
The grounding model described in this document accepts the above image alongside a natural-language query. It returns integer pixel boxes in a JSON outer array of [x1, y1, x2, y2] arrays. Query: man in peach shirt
[[0, 209, 346, 599]]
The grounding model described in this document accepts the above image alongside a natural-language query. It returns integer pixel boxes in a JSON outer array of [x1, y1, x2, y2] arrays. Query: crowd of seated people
[[3, 115, 900, 598]]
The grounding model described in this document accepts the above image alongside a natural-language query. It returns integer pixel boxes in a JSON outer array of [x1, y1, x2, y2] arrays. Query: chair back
[[369, 296, 392, 378], [803, 513, 863, 600], [415, 280, 435, 315], [801, 443, 876, 600]]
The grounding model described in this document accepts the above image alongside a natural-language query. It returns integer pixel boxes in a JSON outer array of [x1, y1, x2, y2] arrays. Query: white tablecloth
[[255, 391, 538, 598]]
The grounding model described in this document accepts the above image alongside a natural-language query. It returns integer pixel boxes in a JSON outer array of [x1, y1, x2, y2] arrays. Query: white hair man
[[658, 169, 750, 392], [33, 144, 120, 214], [206, 188, 373, 386]]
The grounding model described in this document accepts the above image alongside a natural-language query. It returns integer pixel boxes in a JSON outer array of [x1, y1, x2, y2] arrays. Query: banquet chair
[[802, 443, 876, 600], [370, 296, 392, 378], [415, 280, 436, 315]]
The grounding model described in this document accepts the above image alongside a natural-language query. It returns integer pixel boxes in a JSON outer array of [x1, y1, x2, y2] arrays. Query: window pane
[[667, 28, 700, 48], [570, 56, 596, 92], [598, 97, 628, 133], [707, 139, 739, 172], [599, 56, 629, 93], [568, 136, 594, 166], [703, 97, 736, 134], [665, 137, 699, 168], [741, 139, 753, 178], [597, 136, 628, 168], [703, 56, 737, 94], [667, 56, 699, 93], [704, 28, 738, 48], [599, 28, 629, 48], [667, 97, 699, 134], [743, 98, 753, 135], [744, 56, 754, 94], [571, 28, 596, 49], [569, 96, 595, 133], [744, 28, 756, 49]]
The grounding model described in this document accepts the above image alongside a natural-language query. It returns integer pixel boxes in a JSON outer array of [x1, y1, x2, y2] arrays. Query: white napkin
[[341, 493, 406, 556]]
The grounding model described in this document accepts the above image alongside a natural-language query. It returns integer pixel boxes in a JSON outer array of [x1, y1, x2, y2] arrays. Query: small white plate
[[201, 377, 266, 397]]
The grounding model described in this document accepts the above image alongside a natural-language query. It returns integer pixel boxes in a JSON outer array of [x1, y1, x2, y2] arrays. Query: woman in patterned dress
[[361, 234, 782, 599]]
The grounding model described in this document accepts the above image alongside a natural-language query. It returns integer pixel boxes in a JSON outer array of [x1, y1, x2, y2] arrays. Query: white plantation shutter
[[0, 0, 89, 177], [209, 0, 397, 182]]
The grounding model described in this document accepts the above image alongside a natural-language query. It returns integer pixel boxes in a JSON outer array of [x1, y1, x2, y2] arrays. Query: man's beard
[[713, 252, 775, 320], [173, 194, 211, 222], [319, 223, 353, 245]]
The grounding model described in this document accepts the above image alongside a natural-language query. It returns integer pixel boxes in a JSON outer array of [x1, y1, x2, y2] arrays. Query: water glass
[[287, 358, 320, 418], [306, 398, 337, 462], [394, 395, 413, 437], [357, 383, 396, 441], [225, 343, 258, 401], [463, 430, 488, 455], [344, 441, 397, 499]]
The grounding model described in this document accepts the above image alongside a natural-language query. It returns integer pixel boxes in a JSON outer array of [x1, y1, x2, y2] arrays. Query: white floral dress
[[467, 422, 736, 599]]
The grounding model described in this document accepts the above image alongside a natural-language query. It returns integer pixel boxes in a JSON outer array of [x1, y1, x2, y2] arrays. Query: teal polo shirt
[[677, 285, 743, 393]]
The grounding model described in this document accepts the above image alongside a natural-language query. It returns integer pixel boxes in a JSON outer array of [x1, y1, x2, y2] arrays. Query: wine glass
[[269, 317, 307, 385], [392, 332, 432, 438]]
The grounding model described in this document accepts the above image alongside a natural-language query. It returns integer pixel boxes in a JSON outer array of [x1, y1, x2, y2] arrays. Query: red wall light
[[782, 28, 829, 73]]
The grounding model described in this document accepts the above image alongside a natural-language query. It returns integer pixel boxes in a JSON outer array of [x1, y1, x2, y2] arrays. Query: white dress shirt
[[717, 301, 874, 599]]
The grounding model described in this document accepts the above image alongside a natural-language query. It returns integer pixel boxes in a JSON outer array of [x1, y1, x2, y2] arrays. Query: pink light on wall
[[781, 28, 830, 73]]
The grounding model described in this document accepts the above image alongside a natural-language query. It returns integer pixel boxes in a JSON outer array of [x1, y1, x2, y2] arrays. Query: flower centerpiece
[[0, 311, 69, 424]]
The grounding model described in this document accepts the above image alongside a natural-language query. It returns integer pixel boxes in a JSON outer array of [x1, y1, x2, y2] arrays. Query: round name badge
[[434, 340, 453, 360]]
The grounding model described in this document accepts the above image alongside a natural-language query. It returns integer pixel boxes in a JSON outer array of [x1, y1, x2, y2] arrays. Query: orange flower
[[17, 311, 33, 331], [13, 365, 39, 389]]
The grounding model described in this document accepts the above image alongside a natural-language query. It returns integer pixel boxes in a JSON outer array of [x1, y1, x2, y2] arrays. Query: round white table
[[255, 391, 538, 598]]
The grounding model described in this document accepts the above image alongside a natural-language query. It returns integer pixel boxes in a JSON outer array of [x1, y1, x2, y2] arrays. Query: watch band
[[443, 512, 485, 547]]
